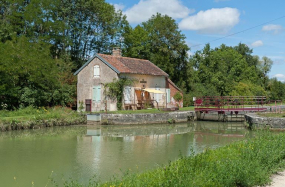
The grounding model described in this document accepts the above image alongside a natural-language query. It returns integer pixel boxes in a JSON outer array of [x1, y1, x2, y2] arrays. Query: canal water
[[0, 121, 251, 186]]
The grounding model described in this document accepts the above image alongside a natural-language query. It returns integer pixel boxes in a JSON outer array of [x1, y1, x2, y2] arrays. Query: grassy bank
[[64, 131, 285, 187], [0, 106, 194, 131], [0, 106, 86, 131], [257, 110, 285, 118]]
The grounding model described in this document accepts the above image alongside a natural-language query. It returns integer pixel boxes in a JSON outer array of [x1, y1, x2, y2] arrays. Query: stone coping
[[96, 111, 196, 125], [245, 113, 285, 129]]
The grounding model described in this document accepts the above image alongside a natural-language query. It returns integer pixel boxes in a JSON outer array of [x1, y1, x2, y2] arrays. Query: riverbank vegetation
[[1, 0, 285, 112], [63, 130, 285, 187], [0, 107, 86, 131]]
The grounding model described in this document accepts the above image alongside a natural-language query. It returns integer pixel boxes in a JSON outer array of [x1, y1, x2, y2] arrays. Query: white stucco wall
[[120, 74, 167, 108]]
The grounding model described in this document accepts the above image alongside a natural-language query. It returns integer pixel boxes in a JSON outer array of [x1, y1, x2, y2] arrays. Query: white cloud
[[124, 0, 194, 24], [274, 74, 285, 81], [262, 24, 284, 34], [179, 7, 240, 34], [251, 40, 263, 47], [274, 74, 285, 78], [113, 3, 125, 11]]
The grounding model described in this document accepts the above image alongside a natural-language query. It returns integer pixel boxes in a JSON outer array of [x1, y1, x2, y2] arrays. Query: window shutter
[[96, 86, 101, 101], [155, 86, 162, 102], [124, 86, 131, 104], [92, 87, 96, 101], [92, 86, 101, 102], [166, 89, 171, 103], [94, 65, 100, 77]]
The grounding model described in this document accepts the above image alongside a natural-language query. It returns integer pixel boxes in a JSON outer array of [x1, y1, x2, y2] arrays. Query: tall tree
[[189, 44, 270, 96], [258, 56, 273, 87], [123, 13, 190, 90], [268, 78, 285, 101], [0, 0, 129, 109], [0, 0, 129, 68], [56, 0, 129, 68], [0, 36, 75, 109]]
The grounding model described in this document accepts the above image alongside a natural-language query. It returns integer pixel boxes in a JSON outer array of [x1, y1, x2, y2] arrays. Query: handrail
[[194, 96, 267, 109]]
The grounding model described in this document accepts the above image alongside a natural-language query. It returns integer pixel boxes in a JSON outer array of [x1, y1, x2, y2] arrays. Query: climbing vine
[[103, 77, 135, 110]]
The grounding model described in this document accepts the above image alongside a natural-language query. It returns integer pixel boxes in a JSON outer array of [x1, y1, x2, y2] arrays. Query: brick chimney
[[112, 47, 121, 57]]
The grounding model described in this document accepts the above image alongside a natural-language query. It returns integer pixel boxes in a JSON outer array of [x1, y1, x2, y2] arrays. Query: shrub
[[173, 92, 182, 102]]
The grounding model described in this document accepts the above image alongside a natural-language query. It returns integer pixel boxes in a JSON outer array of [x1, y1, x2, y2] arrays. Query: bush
[[173, 92, 182, 102], [183, 93, 193, 106]]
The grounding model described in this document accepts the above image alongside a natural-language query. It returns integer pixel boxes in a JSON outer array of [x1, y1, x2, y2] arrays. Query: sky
[[106, 0, 285, 82]]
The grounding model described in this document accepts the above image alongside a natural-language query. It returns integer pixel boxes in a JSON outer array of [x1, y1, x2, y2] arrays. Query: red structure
[[194, 96, 267, 114]]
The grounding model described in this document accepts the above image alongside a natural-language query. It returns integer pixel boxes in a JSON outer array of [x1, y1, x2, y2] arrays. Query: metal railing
[[194, 96, 267, 112]]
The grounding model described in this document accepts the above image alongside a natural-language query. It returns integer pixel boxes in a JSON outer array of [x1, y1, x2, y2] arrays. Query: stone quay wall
[[99, 111, 195, 125], [245, 113, 285, 129]]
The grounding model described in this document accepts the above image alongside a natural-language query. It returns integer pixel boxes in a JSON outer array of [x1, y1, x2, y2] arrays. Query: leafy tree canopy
[[123, 13, 190, 90], [188, 43, 284, 101]]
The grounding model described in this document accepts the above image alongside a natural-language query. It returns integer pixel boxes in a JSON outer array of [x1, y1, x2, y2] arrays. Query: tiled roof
[[98, 54, 168, 76]]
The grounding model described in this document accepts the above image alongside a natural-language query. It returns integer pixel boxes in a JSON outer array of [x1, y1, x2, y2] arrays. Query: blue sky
[[106, 0, 285, 82]]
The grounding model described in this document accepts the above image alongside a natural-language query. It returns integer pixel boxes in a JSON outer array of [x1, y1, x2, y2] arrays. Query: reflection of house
[[74, 48, 183, 112]]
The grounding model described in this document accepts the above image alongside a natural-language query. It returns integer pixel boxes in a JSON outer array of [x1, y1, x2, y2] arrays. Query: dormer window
[[94, 65, 100, 78]]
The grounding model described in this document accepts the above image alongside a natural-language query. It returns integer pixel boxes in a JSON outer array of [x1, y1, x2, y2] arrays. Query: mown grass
[[63, 130, 285, 187], [0, 106, 86, 131], [257, 109, 285, 118], [179, 106, 195, 111]]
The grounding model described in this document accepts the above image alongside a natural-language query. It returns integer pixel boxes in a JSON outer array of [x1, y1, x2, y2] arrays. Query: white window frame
[[166, 89, 171, 103], [124, 86, 132, 104], [92, 85, 101, 102], [93, 65, 100, 78], [154, 86, 162, 102]]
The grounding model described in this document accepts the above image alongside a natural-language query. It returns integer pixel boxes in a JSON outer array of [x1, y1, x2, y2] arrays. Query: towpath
[[265, 170, 285, 187]]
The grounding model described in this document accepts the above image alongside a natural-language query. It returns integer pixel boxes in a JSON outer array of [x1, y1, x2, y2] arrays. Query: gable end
[[74, 53, 120, 75]]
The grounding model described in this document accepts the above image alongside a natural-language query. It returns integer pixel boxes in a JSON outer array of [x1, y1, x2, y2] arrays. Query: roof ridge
[[98, 54, 130, 71], [74, 53, 169, 77], [98, 53, 150, 62], [98, 54, 168, 76]]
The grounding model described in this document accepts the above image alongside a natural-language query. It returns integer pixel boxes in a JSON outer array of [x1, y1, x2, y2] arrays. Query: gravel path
[[265, 171, 285, 187]]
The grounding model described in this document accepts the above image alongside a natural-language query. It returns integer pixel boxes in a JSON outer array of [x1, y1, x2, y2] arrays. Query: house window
[[92, 85, 101, 102], [154, 86, 162, 102], [94, 65, 100, 78], [124, 86, 132, 104], [166, 89, 171, 103]]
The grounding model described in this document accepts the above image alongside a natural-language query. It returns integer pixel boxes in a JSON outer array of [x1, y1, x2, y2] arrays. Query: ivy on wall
[[103, 77, 136, 110]]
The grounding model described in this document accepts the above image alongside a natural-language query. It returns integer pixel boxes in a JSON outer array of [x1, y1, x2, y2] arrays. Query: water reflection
[[88, 121, 248, 137], [0, 122, 249, 186], [82, 121, 249, 182]]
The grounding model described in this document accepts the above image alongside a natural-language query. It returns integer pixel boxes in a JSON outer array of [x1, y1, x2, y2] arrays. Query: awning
[[143, 88, 165, 94]]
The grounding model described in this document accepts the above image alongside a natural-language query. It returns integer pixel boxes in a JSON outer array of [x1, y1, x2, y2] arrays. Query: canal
[[0, 121, 251, 186]]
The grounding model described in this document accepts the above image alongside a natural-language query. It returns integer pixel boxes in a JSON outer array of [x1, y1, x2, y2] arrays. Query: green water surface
[[0, 121, 250, 186]]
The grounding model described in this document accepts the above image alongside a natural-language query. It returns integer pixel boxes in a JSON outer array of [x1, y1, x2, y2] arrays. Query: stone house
[[74, 48, 183, 112]]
